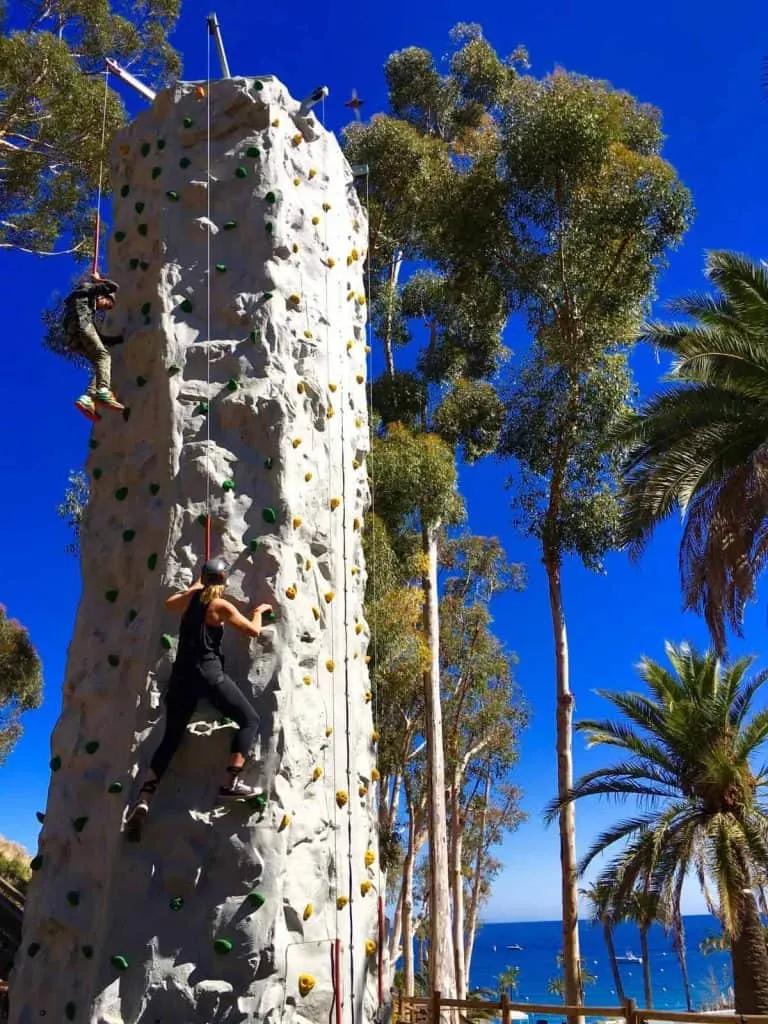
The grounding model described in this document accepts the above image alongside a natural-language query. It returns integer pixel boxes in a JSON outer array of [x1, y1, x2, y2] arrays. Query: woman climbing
[[125, 558, 272, 832]]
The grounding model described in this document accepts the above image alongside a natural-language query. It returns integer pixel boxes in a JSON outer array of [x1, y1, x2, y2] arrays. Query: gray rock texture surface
[[12, 76, 380, 1024]]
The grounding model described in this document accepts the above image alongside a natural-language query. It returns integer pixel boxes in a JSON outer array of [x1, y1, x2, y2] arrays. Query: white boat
[[616, 950, 643, 963], [506, 943, 524, 951]]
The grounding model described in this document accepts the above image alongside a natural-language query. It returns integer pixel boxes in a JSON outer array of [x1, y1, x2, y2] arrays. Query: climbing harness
[[92, 68, 111, 275]]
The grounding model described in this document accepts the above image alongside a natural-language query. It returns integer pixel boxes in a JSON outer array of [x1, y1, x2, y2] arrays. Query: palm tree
[[580, 882, 625, 1002], [546, 642, 768, 1014], [616, 251, 768, 654]]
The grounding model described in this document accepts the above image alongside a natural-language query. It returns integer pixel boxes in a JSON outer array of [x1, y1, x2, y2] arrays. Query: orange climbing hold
[[365, 939, 377, 956], [364, 691, 373, 703], [371, 768, 381, 782], [337, 896, 348, 909], [286, 586, 297, 599], [324, 591, 335, 603], [195, 85, 206, 98]]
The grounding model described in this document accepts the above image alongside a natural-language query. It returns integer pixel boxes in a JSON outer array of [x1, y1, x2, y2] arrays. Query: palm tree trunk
[[673, 914, 692, 1011], [545, 554, 583, 1022], [421, 521, 456, 999], [732, 889, 768, 1013], [403, 783, 417, 996], [603, 921, 625, 1002], [640, 925, 652, 1008]]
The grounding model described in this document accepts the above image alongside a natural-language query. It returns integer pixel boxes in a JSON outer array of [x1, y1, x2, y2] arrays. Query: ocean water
[[466, 916, 732, 1013]]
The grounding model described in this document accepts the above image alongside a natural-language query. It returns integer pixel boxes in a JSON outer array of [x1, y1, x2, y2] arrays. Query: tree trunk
[[464, 770, 491, 983], [732, 889, 768, 1013], [449, 773, 466, 998], [603, 921, 625, 1002], [421, 521, 456, 999], [545, 556, 583, 1023], [388, 881, 404, 984], [402, 783, 417, 996], [640, 925, 652, 1008], [383, 249, 402, 378], [673, 914, 692, 1011]]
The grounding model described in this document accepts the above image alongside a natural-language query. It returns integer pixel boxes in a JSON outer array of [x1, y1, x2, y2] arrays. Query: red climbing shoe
[[75, 395, 102, 422], [219, 778, 264, 802], [94, 388, 125, 412]]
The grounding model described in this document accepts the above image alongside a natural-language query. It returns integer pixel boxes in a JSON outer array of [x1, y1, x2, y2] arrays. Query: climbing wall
[[11, 77, 380, 1024]]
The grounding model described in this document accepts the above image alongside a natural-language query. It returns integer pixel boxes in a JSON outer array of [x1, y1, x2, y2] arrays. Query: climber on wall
[[63, 270, 126, 422], [125, 558, 272, 832]]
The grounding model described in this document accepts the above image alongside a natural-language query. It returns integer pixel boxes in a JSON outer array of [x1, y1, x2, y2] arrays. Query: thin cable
[[205, 39, 212, 560], [92, 69, 111, 275]]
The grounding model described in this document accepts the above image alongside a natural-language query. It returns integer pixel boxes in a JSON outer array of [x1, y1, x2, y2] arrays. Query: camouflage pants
[[67, 323, 111, 396]]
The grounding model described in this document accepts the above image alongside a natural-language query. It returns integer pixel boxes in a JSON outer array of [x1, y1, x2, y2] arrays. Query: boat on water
[[506, 943, 524, 951], [616, 951, 643, 963]]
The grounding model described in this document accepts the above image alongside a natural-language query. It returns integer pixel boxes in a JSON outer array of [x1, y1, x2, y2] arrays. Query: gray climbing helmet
[[201, 557, 228, 585]]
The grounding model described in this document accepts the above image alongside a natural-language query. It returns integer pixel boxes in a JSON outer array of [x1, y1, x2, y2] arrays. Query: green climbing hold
[[140, 260, 150, 270], [248, 539, 261, 552], [265, 222, 275, 236], [50, 756, 61, 772], [108, 781, 123, 794], [151, 166, 162, 179], [223, 220, 237, 230], [129, 258, 139, 269], [36, 811, 45, 823], [161, 634, 173, 650], [198, 513, 209, 526], [253, 80, 264, 91], [247, 889, 265, 908], [197, 400, 209, 414], [27, 942, 40, 957], [85, 740, 100, 754], [147, 553, 158, 570], [105, 590, 118, 603], [169, 896, 184, 911], [250, 329, 261, 342], [30, 854, 43, 871], [262, 292, 273, 301], [265, 610, 277, 624], [216, 262, 227, 272], [263, 457, 273, 470], [227, 378, 238, 391], [120, 185, 130, 197], [262, 507, 277, 524], [140, 142, 151, 156], [180, 156, 191, 168], [115, 231, 126, 242], [157, 139, 166, 150], [138, 223, 148, 236], [73, 816, 88, 833], [247, 146, 261, 158], [249, 794, 266, 813], [67, 890, 80, 906], [168, 365, 181, 376], [115, 487, 128, 501], [265, 191, 277, 204], [122, 529, 135, 543], [81, 945, 94, 959], [149, 483, 160, 495], [213, 938, 233, 955], [65, 1001, 76, 1021], [222, 479, 235, 492], [135, 202, 145, 213], [183, 116, 194, 128], [123, 407, 131, 422], [92, 468, 102, 480], [136, 375, 147, 387], [111, 954, 129, 971], [166, 190, 180, 201], [141, 302, 151, 316], [107, 654, 120, 667], [235, 166, 248, 179], [89, 439, 99, 450], [127, 609, 139, 623], [180, 298, 193, 313]]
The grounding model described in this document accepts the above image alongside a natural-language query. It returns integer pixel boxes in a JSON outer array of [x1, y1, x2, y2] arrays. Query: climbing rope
[[92, 68, 111, 275], [205, 32, 213, 560]]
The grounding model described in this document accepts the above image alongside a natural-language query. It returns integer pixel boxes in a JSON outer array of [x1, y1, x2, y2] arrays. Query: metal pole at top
[[207, 12, 231, 79]]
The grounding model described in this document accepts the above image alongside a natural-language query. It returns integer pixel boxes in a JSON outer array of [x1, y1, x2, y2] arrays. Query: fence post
[[501, 991, 511, 1024], [431, 989, 441, 1024], [398, 991, 403, 1024], [624, 996, 637, 1024]]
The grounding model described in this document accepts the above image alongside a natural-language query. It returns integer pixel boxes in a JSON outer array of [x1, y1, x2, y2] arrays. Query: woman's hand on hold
[[253, 603, 272, 615]]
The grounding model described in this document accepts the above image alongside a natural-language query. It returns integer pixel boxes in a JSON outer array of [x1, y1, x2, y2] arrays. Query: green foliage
[[0, 835, 31, 894], [616, 251, 768, 653], [0, 605, 42, 765], [371, 371, 427, 429], [433, 379, 505, 463], [547, 952, 596, 999], [0, 0, 180, 256], [496, 964, 520, 994], [549, 642, 768, 937], [57, 469, 89, 556]]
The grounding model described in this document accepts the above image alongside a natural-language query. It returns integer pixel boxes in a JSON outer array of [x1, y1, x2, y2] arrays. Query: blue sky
[[1, 0, 766, 922]]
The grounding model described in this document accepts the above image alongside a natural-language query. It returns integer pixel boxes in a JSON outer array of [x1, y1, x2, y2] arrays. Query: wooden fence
[[395, 992, 768, 1024]]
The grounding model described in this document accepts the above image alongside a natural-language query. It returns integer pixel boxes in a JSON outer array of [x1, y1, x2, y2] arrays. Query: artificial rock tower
[[12, 76, 380, 1024]]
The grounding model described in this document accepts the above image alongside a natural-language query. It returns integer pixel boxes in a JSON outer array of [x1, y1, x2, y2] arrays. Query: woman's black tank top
[[175, 590, 224, 664]]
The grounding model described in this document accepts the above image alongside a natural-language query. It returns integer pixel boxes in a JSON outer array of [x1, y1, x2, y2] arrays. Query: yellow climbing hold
[[312, 766, 322, 781], [365, 849, 375, 867], [372, 730, 380, 742], [355, 417, 363, 428], [289, 293, 301, 306], [330, 497, 341, 511], [326, 658, 335, 672], [322, 202, 331, 211], [350, 248, 360, 261], [293, 177, 301, 186], [326, 727, 333, 737], [305, 558, 312, 569], [292, 133, 303, 145], [351, 567, 359, 576], [347, 291, 355, 301], [336, 791, 348, 807], [359, 784, 368, 797], [303, 903, 314, 919], [272, 118, 280, 127], [311, 216, 320, 225], [366, 940, 377, 956], [280, 813, 291, 830], [298, 975, 315, 997], [292, 438, 302, 448], [327, 406, 335, 418], [324, 591, 335, 603], [309, 168, 317, 179], [357, 294, 366, 305], [355, 623, 363, 635], [328, 383, 337, 392], [365, 345, 372, 353], [346, 340, 354, 351], [303, 330, 313, 339], [312, 606, 320, 620], [297, 382, 305, 393], [365, 655, 372, 663], [293, 243, 300, 253], [305, 472, 313, 482], [286, 586, 297, 599], [352, 459, 361, 469], [303, 675, 312, 685], [325, 257, 336, 268], [353, 518, 361, 530], [356, 375, 364, 384], [364, 691, 373, 703], [337, 896, 348, 909], [292, 517, 302, 529], [371, 767, 381, 782], [360, 880, 373, 896]]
